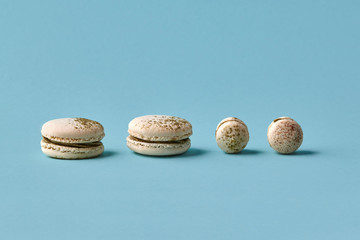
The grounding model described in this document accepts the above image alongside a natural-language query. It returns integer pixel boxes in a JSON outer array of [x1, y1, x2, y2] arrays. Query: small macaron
[[215, 117, 249, 153], [127, 115, 192, 156], [41, 118, 105, 159], [267, 117, 303, 154]]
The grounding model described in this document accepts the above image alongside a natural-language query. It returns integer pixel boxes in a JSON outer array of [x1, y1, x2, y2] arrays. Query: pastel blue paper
[[0, 0, 359, 239]]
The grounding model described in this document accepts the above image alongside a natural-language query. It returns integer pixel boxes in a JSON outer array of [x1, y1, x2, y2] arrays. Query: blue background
[[1, 0, 359, 239]]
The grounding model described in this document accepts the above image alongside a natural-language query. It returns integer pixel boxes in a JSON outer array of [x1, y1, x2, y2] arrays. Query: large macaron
[[41, 118, 105, 159], [127, 115, 192, 156]]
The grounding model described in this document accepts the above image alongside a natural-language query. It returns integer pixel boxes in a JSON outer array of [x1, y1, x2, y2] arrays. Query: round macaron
[[127, 115, 192, 156], [267, 117, 303, 154], [215, 117, 250, 153], [41, 118, 105, 159]]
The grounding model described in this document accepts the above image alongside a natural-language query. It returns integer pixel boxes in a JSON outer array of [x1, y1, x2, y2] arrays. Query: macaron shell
[[41, 139, 104, 159], [126, 136, 191, 156], [41, 118, 105, 143], [216, 117, 247, 133], [128, 115, 192, 141], [215, 117, 249, 153], [267, 117, 303, 154]]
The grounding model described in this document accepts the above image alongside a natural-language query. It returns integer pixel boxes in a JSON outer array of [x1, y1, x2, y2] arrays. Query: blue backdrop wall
[[0, 1, 359, 239]]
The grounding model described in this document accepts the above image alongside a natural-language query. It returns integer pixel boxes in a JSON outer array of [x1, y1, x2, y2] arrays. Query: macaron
[[127, 115, 192, 156], [267, 117, 303, 154], [215, 117, 250, 153], [41, 118, 105, 159]]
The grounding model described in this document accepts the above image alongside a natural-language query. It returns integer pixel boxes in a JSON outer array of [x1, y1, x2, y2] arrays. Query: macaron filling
[[127, 135, 188, 145], [42, 136, 103, 148]]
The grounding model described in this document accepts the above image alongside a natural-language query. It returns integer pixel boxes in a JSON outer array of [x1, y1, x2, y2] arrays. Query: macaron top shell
[[215, 117, 247, 133], [128, 115, 192, 141], [41, 118, 105, 143]]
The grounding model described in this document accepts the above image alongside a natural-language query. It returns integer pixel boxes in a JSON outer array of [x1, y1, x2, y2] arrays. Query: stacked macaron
[[127, 115, 192, 156], [41, 118, 105, 159]]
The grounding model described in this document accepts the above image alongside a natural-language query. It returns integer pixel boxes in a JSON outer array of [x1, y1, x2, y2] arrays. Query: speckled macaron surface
[[127, 115, 192, 156], [41, 118, 105, 159], [128, 115, 192, 141], [215, 117, 250, 153], [267, 117, 303, 154]]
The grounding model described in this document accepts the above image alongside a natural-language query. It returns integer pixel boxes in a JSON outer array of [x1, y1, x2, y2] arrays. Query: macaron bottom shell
[[41, 139, 104, 159], [126, 136, 191, 156]]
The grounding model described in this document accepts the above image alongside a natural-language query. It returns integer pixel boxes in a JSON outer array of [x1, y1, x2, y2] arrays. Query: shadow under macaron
[[54, 150, 119, 160], [176, 148, 209, 158], [238, 149, 264, 155], [276, 150, 319, 156], [219, 149, 264, 156], [97, 150, 119, 159]]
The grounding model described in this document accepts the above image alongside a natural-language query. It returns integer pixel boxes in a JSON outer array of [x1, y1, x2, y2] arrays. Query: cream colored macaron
[[215, 117, 250, 153], [41, 118, 105, 159], [267, 117, 303, 154], [127, 115, 192, 156]]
